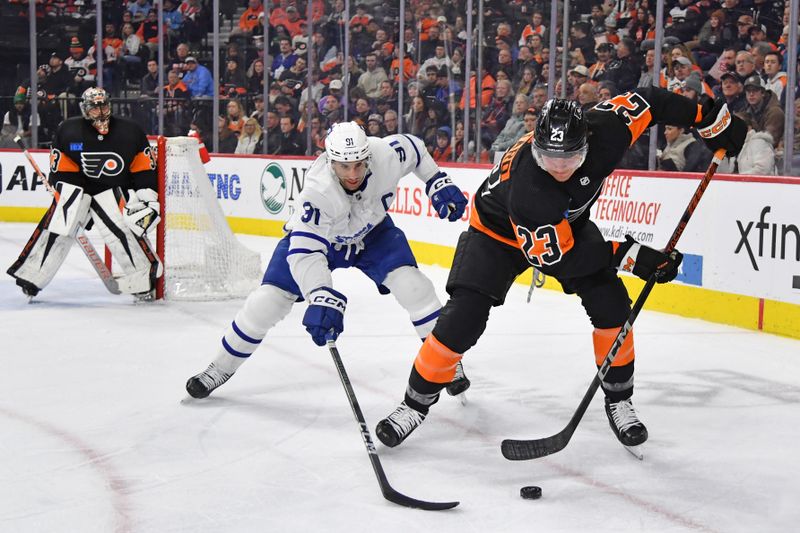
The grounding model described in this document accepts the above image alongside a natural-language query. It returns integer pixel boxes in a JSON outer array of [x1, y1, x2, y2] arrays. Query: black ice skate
[[186, 363, 233, 398], [376, 402, 426, 448], [445, 361, 471, 396], [605, 397, 648, 447]]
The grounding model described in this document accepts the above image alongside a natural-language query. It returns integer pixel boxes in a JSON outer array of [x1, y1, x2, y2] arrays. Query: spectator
[[357, 53, 388, 99], [742, 75, 784, 148], [140, 59, 161, 97], [40, 54, 72, 98], [137, 9, 162, 58], [480, 79, 513, 148], [718, 114, 776, 175], [763, 51, 787, 102], [516, 66, 537, 97], [657, 124, 711, 172], [280, 5, 306, 39], [182, 57, 213, 98], [271, 37, 297, 78], [128, 0, 152, 23], [431, 126, 452, 162], [163, 69, 190, 136], [490, 93, 529, 158], [247, 59, 266, 95], [590, 42, 614, 83], [566, 65, 590, 100], [719, 72, 748, 113], [418, 43, 451, 82], [262, 110, 282, 152], [519, 11, 546, 46], [120, 22, 146, 81], [179, 0, 207, 44], [235, 117, 262, 154], [230, 0, 263, 42], [2, 92, 31, 143], [274, 115, 305, 155], [530, 83, 547, 113], [598, 80, 620, 100], [64, 37, 95, 96], [225, 99, 246, 133], [217, 115, 238, 153], [221, 57, 248, 98], [752, 0, 782, 41], [366, 113, 385, 137], [692, 10, 734, 70], [577, 82, 599, 110], [161, 0, 184, 40], [605, 38, 640, 92], [667, 56, 695, 92], [733, 14, 754, 50], [277, 56, 307, 101], [383, 109, 399, 135], [250, 95, 265, 121], [638, 48, 656, 88], [299, 70, 325, 112], [375, 80, 397, 115], [352, 97, 371, 125], [169, 43, 191, 76], [320, 94, 343, 125], [404, 95, 428, 137]]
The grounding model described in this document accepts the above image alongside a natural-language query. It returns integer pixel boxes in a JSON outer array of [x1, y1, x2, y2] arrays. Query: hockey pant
[[7, 183, 92, 291], [403, 227, 637, 414], [90, 188, 162, 295], [208, 265, 443, 375]]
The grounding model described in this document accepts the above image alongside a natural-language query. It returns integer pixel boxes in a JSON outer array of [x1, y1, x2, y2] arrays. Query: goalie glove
[[611, 235, 683, 284], [124, 188, 161, 237]]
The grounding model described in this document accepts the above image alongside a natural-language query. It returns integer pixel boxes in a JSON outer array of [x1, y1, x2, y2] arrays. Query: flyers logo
[[623, 257, 636, 272], [80, 152, 125, 179]]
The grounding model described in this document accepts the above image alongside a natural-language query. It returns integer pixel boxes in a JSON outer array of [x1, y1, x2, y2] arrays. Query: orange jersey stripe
[[413, 333, 463, 384], [129, 150, 154, 173], [593, 327, 635, 367], [51, 150, 79, 172], [469, 201, 518, 248]]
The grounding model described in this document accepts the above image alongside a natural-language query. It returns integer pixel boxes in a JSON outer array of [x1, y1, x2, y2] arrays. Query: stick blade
[[383, 487, 459, 511], [501, 431, 570, 461]]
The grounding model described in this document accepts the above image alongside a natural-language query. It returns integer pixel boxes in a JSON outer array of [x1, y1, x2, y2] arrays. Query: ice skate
[[445, 361, 471, 397], [605, 397, 648, 449], [186, 363, 233, 399], [376, 402, 426, 448]]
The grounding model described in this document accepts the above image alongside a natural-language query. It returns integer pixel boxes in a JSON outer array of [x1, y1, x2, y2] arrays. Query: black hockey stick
[[14, 136, 121, 295], [326, 338, 459, 510], [502, 148, 727, 461]]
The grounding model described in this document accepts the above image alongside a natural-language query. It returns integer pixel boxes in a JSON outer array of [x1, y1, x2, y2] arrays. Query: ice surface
[[1, 223, 798, 533]]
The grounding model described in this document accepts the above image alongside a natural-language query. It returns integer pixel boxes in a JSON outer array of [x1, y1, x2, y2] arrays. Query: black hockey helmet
[[532, 98, 588, 180]]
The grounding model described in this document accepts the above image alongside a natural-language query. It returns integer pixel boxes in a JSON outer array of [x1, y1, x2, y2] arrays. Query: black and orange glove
[[611, 235, 683, 283], [696, 96, 747, 157]]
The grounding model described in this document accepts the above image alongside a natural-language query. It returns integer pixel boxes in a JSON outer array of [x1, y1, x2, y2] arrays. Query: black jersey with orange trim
[[471, 86, 702, 279], [49, 116, 157, 196]]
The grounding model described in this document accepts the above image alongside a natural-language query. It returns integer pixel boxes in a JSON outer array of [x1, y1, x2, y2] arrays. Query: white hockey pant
[[383, 265, 442, 340], [7, 189, 92, 291], [90, 188, 162, 294], [211, 284, 297, 373]]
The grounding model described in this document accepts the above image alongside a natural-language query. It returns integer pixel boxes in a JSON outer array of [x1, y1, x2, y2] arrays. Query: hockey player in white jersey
[[186, 122, 470, 398]]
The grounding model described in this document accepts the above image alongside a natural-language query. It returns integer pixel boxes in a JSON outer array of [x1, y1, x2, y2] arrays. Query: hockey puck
[[520, 485, 542, 500]]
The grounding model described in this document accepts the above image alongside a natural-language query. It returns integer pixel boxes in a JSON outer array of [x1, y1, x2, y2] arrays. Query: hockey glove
[[612, 235, 683, 283], [302, 287, 347, 346], [425, 172, 468, 221], [124, 188, 161, 237], [696, 97, 747, 157]]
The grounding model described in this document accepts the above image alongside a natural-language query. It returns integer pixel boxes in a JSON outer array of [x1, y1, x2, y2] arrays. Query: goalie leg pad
[[7, 200, 74, 292], [90, 188, 162, 294], [213, 284, 297, 373], [383, 265, 442, 340], [47, 182, 91, 236]]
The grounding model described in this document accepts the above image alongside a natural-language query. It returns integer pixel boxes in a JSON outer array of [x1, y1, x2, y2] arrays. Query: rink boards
[[1, 148, 798, 338]]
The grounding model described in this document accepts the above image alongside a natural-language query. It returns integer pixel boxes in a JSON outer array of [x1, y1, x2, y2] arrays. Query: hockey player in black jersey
[[7, 87, 162, 298], [376, 87, 747, 449]]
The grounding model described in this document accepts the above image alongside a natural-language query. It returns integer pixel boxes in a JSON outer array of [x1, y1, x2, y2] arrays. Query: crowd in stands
[[1, 0, 799, 174]]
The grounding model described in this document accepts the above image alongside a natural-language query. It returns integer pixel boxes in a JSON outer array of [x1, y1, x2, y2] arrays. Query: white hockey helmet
[[79, 87, 111, 134], [325, 121, 370, 163]]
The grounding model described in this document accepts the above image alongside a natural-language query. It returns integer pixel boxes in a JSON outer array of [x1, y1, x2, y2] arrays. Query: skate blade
[[623, 444, 644, 460], [456, 392, 468, 406]]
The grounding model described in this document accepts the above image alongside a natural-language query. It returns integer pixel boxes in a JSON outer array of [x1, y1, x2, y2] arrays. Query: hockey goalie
[[6, 87, 162, 298]]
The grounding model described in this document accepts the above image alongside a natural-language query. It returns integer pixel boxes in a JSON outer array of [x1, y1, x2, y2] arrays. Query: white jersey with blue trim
[[285, 133, 442, 298]]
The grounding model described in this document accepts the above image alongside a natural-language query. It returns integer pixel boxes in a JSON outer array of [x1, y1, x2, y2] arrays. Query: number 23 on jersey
[[514, 221, 573, 268]]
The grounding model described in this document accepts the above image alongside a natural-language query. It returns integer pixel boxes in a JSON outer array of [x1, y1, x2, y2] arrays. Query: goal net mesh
[[159, 136, 262, 300]]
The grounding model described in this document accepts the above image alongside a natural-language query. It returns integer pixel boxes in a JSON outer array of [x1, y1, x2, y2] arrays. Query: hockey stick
[[326, 337, 459, 510], [501, 148, 727, 461], [14, 136, 121, 294]]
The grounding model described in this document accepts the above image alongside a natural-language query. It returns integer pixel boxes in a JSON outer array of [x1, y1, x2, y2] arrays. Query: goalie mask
[[532, 98, 588, 182], [80, 87, 112, 134], [325, 121, 371, 191]]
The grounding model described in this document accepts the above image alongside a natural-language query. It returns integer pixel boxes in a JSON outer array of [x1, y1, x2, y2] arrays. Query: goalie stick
[[14, 136, 121, 295], [501, 148, 727, 461], [326, 337, 459, 510]]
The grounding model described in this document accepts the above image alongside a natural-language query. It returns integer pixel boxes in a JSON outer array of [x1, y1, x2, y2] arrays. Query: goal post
[[152, 135, 262, 300]]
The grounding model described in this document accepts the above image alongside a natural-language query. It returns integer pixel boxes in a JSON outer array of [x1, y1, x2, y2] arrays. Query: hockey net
[[154, 136, 262, 300]]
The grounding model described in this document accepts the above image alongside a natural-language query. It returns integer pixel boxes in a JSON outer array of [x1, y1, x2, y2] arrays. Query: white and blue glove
[[425, 172, 467, 221], [302, 287, 347, 346]]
